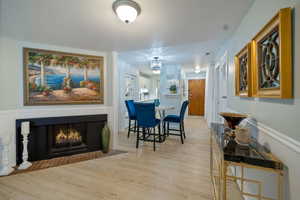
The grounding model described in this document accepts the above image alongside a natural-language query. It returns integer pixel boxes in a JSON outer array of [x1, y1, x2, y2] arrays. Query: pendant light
[[151, 57, 162, 74]]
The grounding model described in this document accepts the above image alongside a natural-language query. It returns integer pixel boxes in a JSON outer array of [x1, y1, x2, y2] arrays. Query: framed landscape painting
[[23, 48, 104, 105]]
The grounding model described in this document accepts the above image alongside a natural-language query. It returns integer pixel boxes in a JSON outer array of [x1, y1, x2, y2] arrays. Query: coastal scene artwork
[[23, 48, 104, 105]]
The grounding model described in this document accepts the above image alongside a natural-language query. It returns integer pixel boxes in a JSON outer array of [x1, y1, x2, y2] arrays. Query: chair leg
[[142, 128, 146, 141], [128, 119, 131, 138], [136, 126, 140, 149], [158, 123, 162, 142], [163, 121, 166, 138], [134, 120, 137, 133], [153, 127, 156, 151], [180, 123, 184, 144], [167, 122, 170, 136], [182, 121, 186, 139]]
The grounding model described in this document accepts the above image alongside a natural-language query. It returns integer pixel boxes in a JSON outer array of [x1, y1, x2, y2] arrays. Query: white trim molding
[[226, 108, 300, 155], [245, 118, 300, 154]]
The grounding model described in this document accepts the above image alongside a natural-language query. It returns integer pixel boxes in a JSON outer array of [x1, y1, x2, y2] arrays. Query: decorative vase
[[101, 124, 111, 153], [219, 112, 248, 152], [219, 112, 247, 130], [235, 126, 251, 146]]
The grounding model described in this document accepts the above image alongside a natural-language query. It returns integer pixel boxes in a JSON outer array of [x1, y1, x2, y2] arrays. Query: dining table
[[155, 105, 175, 142]]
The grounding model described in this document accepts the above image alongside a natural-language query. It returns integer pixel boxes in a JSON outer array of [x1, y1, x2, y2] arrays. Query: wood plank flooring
[[0, 117, 212, 200]]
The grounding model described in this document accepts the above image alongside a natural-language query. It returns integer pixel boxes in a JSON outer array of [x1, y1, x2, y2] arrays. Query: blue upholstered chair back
[[125, 100, 136, 119], [154, 99, 160, 107], [180, 101, 189, 120], [134, 102, 156, 127]]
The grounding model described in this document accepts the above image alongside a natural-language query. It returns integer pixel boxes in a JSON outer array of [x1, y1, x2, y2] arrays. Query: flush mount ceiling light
[[151, 57, 162, 74], [194, 66, 201, 73], [112, 0, 141, 24]]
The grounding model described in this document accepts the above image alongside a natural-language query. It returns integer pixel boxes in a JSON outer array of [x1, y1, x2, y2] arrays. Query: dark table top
[[211, 123, 283, 170]]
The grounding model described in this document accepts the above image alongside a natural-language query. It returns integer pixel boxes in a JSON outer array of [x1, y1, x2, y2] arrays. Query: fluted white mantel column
[[0, 135, 14, 176], [18, 121, 32, 170]]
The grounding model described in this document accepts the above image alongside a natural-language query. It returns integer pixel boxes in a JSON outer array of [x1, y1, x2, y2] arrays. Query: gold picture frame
[[235, 43, 252, 97], [23, 48, 104, 105], [252, 8, 292, 98]]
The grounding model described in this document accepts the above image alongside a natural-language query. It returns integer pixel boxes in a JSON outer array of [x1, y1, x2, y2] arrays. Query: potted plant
[[62, 77, 72, 93], [63, 86, 72, 94], [169, 84, 177, 94], [42, 87, 52, 96]]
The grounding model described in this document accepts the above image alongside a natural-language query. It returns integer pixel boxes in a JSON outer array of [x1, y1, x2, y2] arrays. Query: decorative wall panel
[[235, 43, 252, 97], [252, 8, 292, 98]]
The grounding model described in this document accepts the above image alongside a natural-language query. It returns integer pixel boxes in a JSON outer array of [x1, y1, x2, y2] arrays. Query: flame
[[55, 128, 82, 144], [68, 129, 82, 142]]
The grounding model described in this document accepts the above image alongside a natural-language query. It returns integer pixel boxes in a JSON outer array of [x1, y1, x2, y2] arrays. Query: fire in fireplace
[[50, 124, 87, 155], [55, 128, 83, 146]]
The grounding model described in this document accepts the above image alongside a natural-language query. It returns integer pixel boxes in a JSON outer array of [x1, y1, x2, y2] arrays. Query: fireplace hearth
[[16, 114, 107, 164]]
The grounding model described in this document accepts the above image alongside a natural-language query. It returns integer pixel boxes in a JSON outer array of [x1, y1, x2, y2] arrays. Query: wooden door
[[188, 79, 205, 116]]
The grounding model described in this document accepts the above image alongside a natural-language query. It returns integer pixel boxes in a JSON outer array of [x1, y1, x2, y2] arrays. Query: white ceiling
[[1, 0, 253, 53], [119, 39, 221, 74]]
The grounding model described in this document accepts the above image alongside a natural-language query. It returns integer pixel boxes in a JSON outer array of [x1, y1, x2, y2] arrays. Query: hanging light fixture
[[151, 57, 162, 74], [112, 0, 141, 24]]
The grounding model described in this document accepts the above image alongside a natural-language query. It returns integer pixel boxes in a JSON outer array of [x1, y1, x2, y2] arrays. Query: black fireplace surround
[[16, 114, 107, 165]]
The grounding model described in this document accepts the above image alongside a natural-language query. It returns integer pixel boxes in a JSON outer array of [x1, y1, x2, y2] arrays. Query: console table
[[210, 123, 284, 200]]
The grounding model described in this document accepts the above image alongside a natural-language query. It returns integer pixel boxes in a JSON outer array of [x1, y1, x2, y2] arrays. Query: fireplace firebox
[[16, 114, 107, 164]]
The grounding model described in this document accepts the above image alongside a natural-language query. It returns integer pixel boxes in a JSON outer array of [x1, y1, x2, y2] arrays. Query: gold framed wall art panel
[[235, 43, 252, 97], [252, 8, 292, 99]]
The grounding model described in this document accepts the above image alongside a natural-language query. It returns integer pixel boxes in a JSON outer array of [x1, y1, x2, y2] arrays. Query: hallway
[[0, 118, 212, 200]]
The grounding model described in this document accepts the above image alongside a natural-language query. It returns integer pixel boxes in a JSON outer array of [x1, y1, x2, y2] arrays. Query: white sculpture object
[[18, 121, 32, 170], [0, 136, 14, 176]]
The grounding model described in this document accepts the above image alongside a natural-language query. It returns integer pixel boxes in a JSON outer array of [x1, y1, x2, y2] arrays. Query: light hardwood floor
[[0, 117, 212, 200]]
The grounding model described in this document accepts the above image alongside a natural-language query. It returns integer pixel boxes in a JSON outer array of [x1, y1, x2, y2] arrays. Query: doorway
[[188, 79, 205, 116]]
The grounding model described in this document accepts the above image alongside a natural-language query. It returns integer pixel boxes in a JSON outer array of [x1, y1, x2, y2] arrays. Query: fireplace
[[49, 123, 88, 157], [54, 126, 83, 147], [16, 114, 107, 164]]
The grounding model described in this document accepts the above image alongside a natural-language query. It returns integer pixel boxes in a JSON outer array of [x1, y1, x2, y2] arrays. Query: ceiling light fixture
[[112, 0, 141, 24], [151, 57, 162, 74], [194, 66, 201, 73]]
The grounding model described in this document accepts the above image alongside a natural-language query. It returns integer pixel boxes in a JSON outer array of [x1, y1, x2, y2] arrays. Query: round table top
[[155, 106, 175, 111]]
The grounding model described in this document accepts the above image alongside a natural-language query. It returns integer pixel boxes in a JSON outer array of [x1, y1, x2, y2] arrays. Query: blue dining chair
[[125, 100, 137, 138], [154, 99, 160, 107], [163, 101, 189, 144], [134, 102, 161, 151]]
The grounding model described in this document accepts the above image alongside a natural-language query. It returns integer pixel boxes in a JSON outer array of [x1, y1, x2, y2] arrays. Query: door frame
[[212, 52, 229, 123]]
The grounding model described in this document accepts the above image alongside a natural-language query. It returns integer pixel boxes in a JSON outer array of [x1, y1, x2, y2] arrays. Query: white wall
[[118, 59, 139, 131], [0, 38, 116, 167], [215, 0, 300, 199]]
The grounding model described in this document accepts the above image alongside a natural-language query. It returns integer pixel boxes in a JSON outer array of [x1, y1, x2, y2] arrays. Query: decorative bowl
[[219, 112, 248, 129]]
